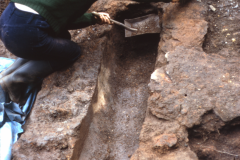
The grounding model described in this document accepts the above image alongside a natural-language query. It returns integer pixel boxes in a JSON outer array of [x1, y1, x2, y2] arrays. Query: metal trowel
[[124, 14, 161, 37], [92, 12, 161, 37]]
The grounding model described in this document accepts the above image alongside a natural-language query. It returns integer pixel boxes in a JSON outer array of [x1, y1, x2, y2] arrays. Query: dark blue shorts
[[0, 2, 81, 70]]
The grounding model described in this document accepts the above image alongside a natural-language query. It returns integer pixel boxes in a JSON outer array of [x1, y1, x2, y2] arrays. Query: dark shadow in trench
[[77, 11, 161, 159], [188, 110, 240, 160]]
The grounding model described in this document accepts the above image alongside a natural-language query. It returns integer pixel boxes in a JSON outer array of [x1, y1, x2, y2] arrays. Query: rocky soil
[[1, 0, 240, 160], [0, 0, 9, 15]]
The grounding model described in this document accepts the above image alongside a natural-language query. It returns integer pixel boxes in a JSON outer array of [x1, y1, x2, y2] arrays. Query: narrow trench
[[78, 10, 160, 160]]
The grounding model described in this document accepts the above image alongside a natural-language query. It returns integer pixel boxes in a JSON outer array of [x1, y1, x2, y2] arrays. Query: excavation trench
[[78, 25, 160, 159], [1, 1, 240, 159]]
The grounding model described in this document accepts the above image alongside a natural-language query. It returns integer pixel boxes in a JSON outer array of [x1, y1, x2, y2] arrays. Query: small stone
[[153, 134, 178, 148], [209, 5, 216, 11], [181, 108, 188, 114], [57, 128, 64, 132]]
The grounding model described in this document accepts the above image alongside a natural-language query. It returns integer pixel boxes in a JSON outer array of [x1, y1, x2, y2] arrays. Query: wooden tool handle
[[92, 11, 137, 32]]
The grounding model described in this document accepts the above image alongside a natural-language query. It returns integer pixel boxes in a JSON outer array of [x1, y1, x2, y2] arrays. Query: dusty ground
[[1, 0, 240, 160]]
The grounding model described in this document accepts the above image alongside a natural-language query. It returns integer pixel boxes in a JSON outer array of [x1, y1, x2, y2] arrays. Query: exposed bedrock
[[11, 36, 107, 160], [131, 2, 207, 159], [131, 1, 240, 160], [0, 0, 240, 160]]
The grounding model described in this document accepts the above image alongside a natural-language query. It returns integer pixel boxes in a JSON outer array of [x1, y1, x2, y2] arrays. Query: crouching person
[[0, 0, 110, 105]]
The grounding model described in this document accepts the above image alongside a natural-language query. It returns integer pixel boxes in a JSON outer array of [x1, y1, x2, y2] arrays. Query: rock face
[[131, 2, 208, 159], [1, 0, 240, 160], [131, 0, 240, 160], [11, 34, 106, 160]]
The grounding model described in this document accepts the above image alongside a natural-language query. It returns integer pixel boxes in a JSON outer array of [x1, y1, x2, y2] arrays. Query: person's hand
[[96, 12, 112, 24]]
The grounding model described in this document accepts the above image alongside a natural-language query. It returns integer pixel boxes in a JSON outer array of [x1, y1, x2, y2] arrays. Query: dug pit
[[78, 21, 160, 160], [1, 1, 240, 160]]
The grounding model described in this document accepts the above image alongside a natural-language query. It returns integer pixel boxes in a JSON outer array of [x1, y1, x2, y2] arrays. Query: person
[[0, 0, 111, 105], [0, 0, 187, 105]]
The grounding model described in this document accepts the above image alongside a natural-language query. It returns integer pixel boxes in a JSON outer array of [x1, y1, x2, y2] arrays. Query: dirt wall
[[1, 0, 240, 160]]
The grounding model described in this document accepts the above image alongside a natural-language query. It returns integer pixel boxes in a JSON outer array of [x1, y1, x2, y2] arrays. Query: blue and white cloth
[[0, 57, 40, 160]]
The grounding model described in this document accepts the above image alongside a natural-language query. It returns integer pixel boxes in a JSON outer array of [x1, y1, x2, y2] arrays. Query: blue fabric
[[0, 121, 23, 160], [0, 2, 81, 71], [0, 58, 14, 71], [0, 57, 39, 160]]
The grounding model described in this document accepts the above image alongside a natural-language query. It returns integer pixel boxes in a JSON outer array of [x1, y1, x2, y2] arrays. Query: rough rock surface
[[0, 0, 10, 15], [130, 2, 207, 160], [11, 36, 106, 160], [1, 0, 240, 160], [131, 0, 240, 160]]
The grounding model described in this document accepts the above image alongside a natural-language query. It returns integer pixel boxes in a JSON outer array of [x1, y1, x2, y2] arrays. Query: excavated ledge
[[1, 0, 240, 160], [78, 2, 162, 159]]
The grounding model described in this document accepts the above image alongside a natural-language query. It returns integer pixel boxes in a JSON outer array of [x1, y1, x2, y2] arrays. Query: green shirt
[[135, 0, 171, 2], [11, 0, 98, 34], [10, 0, 171, 34]]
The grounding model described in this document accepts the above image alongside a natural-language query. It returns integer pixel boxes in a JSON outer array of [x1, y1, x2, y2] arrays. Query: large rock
[[151, 46, 240, 126], [132, 0, 240, 159], [131, 2, 208, 160], [11, 34, 106, 159]]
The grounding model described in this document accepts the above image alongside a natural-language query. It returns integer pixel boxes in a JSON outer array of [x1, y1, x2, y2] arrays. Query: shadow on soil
[[188, 111, 240, 160]]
